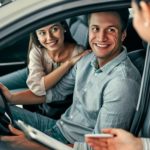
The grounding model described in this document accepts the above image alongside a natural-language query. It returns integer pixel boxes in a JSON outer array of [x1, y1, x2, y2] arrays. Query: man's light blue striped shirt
[[46, 47, 141, 149]]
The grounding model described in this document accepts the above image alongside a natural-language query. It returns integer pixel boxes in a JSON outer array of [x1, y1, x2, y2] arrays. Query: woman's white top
[[27, 44, 84, 96]]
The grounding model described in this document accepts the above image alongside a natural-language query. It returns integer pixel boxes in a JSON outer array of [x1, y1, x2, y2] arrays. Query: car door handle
[[0, 61, 26, 66]]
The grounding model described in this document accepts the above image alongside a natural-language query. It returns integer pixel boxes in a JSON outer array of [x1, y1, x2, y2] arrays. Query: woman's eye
[[51, 27, 59, 33], [38, 31, 45, 36]]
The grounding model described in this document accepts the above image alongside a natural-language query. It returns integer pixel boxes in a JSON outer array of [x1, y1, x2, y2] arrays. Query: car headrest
[[66, 15, 89, 48], [128, 49, 146, 75]]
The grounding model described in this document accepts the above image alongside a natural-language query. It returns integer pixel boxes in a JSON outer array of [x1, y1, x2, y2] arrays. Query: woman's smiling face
[[36, 23, 65, 52]]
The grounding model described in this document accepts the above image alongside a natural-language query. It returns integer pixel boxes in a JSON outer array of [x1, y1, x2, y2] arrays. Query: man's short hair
[[116, 8, 129, 31], [88, 8, 129, 32]]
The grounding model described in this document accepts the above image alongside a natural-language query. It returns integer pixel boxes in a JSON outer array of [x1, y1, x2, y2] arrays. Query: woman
[[0, 21, 87, 92], [0, 21, 88, 115], [27, 21, 86, 96], [85, 1, 150, 150]]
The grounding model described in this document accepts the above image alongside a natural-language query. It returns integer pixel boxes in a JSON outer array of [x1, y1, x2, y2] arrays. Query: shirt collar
[[91, 46, 127, 74]]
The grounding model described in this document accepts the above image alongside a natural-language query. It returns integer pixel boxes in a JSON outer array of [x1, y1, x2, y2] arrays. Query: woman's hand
[[68, 50, 91, 66], [0, 83, 13, 103], [85, 128, 143, 150]]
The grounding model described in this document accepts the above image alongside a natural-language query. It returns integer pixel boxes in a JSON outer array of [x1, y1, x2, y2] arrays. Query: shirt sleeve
[[141, 138, 150, 150], [74, 77, 140, 150], [46, 64, 77, 103], [26, 47, 46, 96], [73, 142, 92, 150]]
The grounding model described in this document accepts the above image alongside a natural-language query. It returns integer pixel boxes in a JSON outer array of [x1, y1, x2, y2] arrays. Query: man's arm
[[94, 77, 140, 131], [45, 64, 77, 103]]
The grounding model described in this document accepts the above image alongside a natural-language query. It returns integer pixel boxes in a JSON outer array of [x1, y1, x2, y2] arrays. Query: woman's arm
[[44, 50, 89, 90], [27, 46, 89, 96], [0, 83, 45, 105], [12, 89, 45, 105]]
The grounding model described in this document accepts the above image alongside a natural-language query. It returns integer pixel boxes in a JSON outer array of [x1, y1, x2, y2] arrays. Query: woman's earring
[[64, 30, 66, 33]]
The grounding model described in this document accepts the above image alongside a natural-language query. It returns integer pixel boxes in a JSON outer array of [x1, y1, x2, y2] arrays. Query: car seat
[[66, 15, 89, 49], [128, 49, 146, 75]]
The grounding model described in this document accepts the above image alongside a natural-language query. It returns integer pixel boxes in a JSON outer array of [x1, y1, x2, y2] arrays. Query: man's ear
[[121, 31, 127, 42]]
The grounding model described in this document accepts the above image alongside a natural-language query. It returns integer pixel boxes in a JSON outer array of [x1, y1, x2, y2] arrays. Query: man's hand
[[0, 125, 49, 150], [1, 125, 25, 143]]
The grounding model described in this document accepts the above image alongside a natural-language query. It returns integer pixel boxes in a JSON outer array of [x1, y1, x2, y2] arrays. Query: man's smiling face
[[89, 12, 126, 66]]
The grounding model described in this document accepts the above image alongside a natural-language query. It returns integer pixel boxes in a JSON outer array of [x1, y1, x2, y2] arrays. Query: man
[[0, 9, 141, 150], [85, 1, 150, 150]]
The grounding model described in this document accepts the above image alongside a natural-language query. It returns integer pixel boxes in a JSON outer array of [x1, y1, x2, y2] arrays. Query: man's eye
[[91, 27, 99, 32], [107, 28, 116, 33]]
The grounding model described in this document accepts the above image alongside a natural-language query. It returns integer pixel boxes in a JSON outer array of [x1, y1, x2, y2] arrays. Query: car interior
[[0, 6, 149, 140], [0, 14, 145, 74]]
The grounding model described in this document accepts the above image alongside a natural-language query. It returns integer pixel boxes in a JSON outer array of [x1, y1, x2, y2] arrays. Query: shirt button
[[84, 88, 87, 92], [60, 121, 63, 125], [70, 115, 73, 119]]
